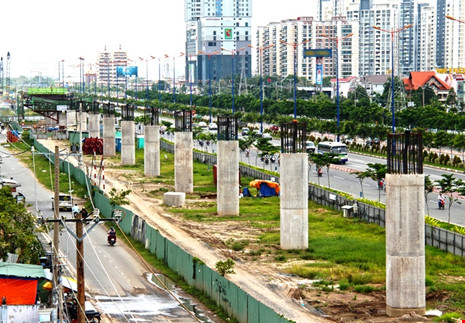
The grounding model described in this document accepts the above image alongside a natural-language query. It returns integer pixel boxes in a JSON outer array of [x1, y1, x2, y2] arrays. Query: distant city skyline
[[0, 0, 315, 78]]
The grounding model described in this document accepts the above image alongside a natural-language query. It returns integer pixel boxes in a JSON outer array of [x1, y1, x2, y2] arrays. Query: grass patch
[[6, 141, 88, 198]]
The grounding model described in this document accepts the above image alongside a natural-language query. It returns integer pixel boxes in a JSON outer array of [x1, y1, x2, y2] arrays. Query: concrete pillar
[[174, 132, 193, 193], [280, 153, 308, 250], [58, 111, 66, 126], [121, 120, 135, 165], [79, 112, 88, 132], [88, 114, 100, 138], [144, 125, 160, 177], [386, 174, 425, 317], [66, 110, 77, 127], [217, 141, 239, 216], [103, 116, 115, 156]]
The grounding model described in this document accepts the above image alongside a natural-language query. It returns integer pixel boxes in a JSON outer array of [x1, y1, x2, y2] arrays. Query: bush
[[215, 259, 235, 276], [354, 285, 374, 293]]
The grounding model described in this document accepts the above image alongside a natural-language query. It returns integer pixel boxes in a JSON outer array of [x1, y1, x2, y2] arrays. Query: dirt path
[[38, 139, 440, 323], [39, 139, 329, 322]]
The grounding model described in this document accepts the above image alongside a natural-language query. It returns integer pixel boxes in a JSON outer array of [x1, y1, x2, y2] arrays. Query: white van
[[52, 193, 73, 211]]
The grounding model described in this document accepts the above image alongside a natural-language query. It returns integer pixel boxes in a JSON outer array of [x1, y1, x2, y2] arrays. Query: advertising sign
[[316, 64, 323, 86], [56, 105, 68, 111], [304, 49, 332, 58], [225, 28, 232, 39], [116, 66, 138, 77]]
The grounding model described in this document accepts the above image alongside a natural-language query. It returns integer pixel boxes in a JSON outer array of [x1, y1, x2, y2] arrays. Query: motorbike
[[108, 234, 116, 246], [439, 199, 445, 210], [317, 168, 323, 177], [245, 148, 250, 157], [378, 180, 385, 191], [270, 154, 277, 163]]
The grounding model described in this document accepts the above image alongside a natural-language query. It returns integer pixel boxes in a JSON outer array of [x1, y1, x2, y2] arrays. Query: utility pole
[[76, 212, 85, 323], [44, 210, 124, 323], [53, 146, 64, 322]]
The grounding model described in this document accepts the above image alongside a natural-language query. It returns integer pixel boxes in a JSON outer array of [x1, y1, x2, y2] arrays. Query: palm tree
[[354, 170, 371, 198]]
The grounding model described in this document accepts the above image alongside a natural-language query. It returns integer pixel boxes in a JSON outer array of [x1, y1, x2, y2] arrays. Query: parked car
[[208, 123, 218, 130], [241, 127, 250, 136], [306, 141, 316, 153]]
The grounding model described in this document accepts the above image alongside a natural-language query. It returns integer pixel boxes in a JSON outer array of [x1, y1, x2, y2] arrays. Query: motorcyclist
[[438, 193, 446, 209], [317, 167, 323, 177], [72, 204, 80, 217], [108, 227, 116, 243]]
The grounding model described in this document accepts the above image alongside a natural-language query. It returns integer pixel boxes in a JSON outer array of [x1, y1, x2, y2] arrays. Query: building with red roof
[[403, 71, 451, 102]]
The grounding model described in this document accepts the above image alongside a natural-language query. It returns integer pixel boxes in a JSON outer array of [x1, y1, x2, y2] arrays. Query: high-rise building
[[184, 0, 252, 84], [97, 47, 128, 88], [256, 17, 358, 83]]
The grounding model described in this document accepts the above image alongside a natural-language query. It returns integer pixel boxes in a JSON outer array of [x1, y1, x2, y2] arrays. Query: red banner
[[0, 278, 38, 305]]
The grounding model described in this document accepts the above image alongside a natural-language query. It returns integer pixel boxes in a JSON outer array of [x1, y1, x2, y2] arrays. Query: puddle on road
[[148, 273, 215, 323], [93, 272, 215, 322]]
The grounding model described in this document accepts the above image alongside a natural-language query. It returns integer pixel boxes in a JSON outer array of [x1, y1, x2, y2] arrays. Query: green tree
[[310, 153, 337, 188], [424, 175, 434, 216], [0, 186, 42, 263], [354, 170, 371, 198], [453, 133, 465, 163], [435, 174, 465, 223], [366, 163, 387, 202]]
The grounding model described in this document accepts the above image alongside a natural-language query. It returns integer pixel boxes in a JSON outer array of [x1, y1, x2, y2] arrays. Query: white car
[[208, 123, 218, 130], [52, 193, 73, 211]]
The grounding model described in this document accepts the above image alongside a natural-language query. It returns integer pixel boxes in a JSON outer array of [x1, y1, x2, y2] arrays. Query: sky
[[1, 0, 315, 79]]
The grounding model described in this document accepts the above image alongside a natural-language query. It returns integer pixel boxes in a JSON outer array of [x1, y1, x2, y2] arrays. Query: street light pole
[[78, 57, 84, 95], [220, 47, 245, 115], [321, 33, 353, 142], [280, 39, 310, 118], [248, 44, 274, 133], [181, 52, 196, 107], [199, 50, 220, 123], [373, 24, 412, 133], [157, 57, 162, 104]]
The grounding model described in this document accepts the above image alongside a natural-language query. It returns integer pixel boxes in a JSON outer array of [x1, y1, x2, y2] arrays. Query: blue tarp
[[259, 182, 278, 197]]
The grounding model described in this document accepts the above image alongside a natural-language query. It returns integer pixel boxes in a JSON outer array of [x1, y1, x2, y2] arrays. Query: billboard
[[116, 66, 138, 77], [304, 49, 332, 58], [316, 64, 323, 86], [225, 28, 232, 39]]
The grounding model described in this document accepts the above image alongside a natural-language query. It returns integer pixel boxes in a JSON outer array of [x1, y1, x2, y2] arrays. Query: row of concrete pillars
[[87, 114, 426, 317]]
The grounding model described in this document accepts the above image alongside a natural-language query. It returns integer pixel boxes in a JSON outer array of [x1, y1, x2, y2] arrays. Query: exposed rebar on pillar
[[386, 131, 425, 316]]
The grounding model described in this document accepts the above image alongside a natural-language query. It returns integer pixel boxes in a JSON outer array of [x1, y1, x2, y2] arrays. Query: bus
[[317, 141, 348, 164]]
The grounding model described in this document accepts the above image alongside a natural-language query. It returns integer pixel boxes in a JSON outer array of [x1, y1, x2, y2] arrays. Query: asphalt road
[[0, 133, 208, 323]]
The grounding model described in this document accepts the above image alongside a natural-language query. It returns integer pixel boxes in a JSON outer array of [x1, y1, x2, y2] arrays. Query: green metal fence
[[30, 137, 292, 323]]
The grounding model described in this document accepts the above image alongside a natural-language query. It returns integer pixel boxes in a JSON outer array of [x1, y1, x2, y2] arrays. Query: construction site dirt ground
[[39, 139, 446, 322]]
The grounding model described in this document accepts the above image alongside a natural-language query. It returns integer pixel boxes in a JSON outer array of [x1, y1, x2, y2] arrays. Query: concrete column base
[[164, 192, 186, 207], [386, 305, 425, 317]]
